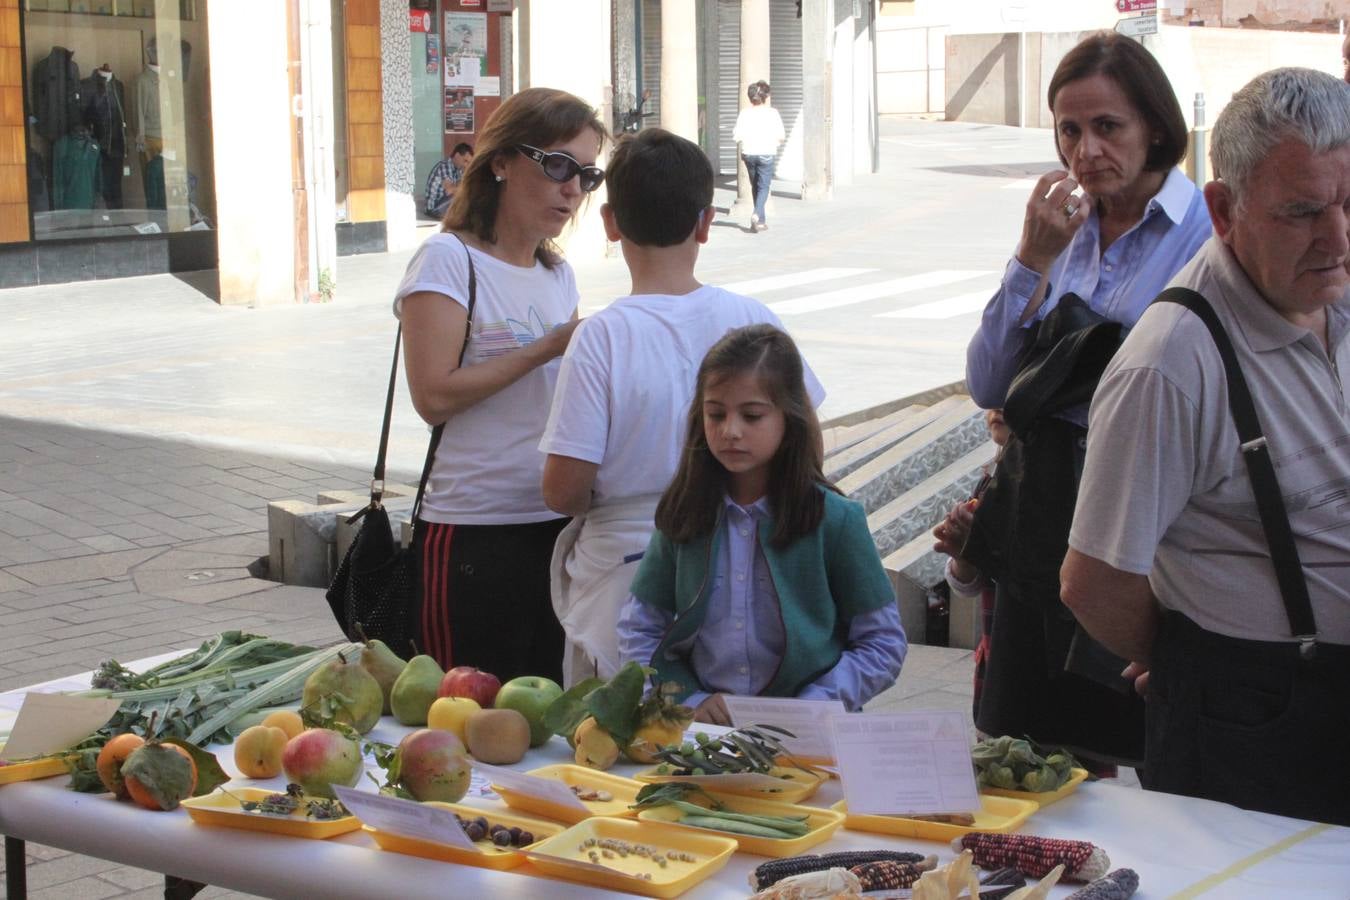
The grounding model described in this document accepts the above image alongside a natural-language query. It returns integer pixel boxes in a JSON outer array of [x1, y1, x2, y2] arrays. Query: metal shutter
[[641, 0, 662, 127]]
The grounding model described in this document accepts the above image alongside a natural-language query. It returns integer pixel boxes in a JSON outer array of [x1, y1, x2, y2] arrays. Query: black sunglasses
[[516, 144, 605, 193]]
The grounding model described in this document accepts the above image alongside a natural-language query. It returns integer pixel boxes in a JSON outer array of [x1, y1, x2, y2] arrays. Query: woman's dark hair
[[1047, 32, 1187, 172], [747, 80, 771, 105], [443, 87, 608, 268], [654, 324, 835, 548]]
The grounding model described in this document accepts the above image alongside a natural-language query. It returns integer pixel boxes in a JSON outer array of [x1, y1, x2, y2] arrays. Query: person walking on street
[[732, 80, 784, 233]]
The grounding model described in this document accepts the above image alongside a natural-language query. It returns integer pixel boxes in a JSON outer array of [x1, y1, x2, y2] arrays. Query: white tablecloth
[[2, 661, 1348, 898]]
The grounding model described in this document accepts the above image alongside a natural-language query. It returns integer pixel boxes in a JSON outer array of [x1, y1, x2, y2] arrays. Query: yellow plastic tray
[[181, 788, 361, 839], [832, 793, 1037, 842], [493, 764, 643, 823], [982, 767, 1089, 807], [523, 815, 738, 899], [364, 802, 563, 871], [634, 765, 826, 804], [0, 752, 70, 786], [636, 789, 844, 857]]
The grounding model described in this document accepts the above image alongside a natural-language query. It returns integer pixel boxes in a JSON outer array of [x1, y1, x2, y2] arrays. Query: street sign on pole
[[1116, 0, 1158, 12], [1115, 14, 1159, 37]]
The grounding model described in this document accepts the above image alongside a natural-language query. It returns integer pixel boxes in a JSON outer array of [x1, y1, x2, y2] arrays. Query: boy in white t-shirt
[[539, 128, 824, 684]]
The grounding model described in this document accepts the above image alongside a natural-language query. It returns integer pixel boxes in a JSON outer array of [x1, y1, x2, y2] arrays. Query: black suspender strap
[[1154, 287, 1318, 658], [362, 234, 478, 525]]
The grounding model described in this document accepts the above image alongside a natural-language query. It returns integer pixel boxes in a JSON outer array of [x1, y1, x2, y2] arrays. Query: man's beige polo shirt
[[1070, 236, 1350, 644]]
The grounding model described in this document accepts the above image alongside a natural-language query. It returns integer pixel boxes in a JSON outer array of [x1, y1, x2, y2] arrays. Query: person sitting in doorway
[[425, 142, 474, 219]]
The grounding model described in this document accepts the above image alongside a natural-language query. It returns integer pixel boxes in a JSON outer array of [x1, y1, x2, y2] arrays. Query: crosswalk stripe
[[722, 267, 875, 295], [769, 270, 993, 316], [875, 288, 995, 320]]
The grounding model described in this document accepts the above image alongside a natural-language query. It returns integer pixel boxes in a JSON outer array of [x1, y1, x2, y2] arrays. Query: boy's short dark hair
[[605, 128, 713, 247], [452, 142, 473, 157]]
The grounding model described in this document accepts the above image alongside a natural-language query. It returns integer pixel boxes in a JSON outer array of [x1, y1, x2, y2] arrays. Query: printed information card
[[472, 763, 588, 813], [830, 710, 979, 816], [332, 785, 477, 850], [723, 696, 846, 761]]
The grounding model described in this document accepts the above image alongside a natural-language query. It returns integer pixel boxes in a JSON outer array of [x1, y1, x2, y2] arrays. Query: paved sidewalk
[[0, 414, 980, 899]]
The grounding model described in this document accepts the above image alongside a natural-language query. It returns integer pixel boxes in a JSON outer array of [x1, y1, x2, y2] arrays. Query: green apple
[[493, 676, 563, 747]]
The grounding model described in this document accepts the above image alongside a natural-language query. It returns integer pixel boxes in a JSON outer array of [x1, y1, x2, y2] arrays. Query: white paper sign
[[473, 763, 587, 813], [331, 785, 477, 850], [831, 710, 979, 816], [477, 76, 500, 97], [723, 696, 846, 760], [0, 693, 122, 760]]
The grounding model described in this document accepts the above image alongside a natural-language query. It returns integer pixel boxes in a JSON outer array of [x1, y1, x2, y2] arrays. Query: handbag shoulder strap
[[368, 233, 479, 522], [1154, 286, 1317, 658]]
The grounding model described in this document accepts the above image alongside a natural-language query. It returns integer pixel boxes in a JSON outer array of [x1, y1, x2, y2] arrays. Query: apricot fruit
[[260, 709, 305, 740], [234, 725, 289, 778], [96, 733, 146, 799]]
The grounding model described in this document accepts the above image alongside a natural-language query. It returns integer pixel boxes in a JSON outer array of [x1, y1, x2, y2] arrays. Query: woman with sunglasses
[[393, 88, 608, 684]]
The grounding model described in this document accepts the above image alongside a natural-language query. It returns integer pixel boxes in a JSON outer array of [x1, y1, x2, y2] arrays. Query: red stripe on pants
[[421, 522, 455, 668]]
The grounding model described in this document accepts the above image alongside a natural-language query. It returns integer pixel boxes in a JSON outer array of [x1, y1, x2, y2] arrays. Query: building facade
[[0, 0, 880, 300]]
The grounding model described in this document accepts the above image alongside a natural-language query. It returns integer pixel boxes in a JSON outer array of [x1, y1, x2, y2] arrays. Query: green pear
[[390, 654, 444, 726], [301, 651, 384, 734], [359, 638, 407, 715]]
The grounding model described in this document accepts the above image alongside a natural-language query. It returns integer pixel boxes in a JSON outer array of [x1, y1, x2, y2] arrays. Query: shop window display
[[22, 0, 212, 240]]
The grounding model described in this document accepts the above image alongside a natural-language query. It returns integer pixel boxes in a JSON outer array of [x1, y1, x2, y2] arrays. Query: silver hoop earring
[[494, 175, 504, 183]]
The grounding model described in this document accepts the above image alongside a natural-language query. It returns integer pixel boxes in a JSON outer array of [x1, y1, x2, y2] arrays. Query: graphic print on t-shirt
[[475, 307, 558, 358]]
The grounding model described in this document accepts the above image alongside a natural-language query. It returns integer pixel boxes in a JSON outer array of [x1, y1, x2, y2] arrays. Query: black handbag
[[324, 236, 477, 660], [962, 293, 1120, 587], [960, 293, 1134, 693]]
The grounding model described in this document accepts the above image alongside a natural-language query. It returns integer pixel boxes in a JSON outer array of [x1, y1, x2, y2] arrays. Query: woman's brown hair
[[1048, 31, 1187, 172], [443, 87, 608, 268], [655, 324, 836, 548]]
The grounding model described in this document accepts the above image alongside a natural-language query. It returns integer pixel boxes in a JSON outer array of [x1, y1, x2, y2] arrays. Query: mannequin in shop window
[[31, 46, 83, 208], [135, 39, 167, 209], [82, 63, 128, 209]]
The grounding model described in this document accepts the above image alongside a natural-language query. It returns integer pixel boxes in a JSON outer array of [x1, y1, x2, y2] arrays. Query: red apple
[[438, 666, 502, 709], [396, 729, 471, 803]]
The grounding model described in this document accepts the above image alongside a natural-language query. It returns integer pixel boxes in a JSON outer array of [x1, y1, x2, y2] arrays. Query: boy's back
[[540, 286, 823, 504]]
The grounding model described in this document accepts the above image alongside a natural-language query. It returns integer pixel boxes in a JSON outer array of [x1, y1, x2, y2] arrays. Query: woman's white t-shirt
[[394, 233, 579, 525]]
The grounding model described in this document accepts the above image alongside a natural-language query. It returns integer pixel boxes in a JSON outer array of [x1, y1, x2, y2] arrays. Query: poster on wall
[[445, 87, 475, 133], [486, 0, 512, 11], [426, 34, 440, 75], [445, 11, 488, 83], [477, 76, 500, 98]]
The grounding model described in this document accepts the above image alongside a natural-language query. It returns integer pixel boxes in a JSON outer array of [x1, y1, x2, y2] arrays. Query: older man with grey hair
[[1061, 67, 1350, 825]]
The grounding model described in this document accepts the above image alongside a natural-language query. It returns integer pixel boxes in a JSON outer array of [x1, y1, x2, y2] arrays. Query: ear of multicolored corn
[[951, 833, 1110, 882], [1064, 868, 1140, 900], [848, 855, 938, 890], [748, 868, 861, 899], [748, 850, 928, 890]]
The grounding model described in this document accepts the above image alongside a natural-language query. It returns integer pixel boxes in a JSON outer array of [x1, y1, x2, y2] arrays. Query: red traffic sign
[[1116, 0, 1157, 11]]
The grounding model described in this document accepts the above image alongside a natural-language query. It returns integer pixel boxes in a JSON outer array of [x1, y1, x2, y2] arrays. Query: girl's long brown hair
[[443, 87, 608, 269], [654, 324, 836, 548]]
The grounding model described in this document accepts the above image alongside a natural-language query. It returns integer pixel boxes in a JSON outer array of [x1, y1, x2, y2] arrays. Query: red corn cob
[[951, 833, 1110, 882], [849, 857, 937, 890]]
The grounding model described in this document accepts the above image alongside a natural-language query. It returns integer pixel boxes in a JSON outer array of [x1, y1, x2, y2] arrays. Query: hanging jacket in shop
[[33, 47, 82, 142], [52, 130, 102, 210], [81, 71, 127, 159]]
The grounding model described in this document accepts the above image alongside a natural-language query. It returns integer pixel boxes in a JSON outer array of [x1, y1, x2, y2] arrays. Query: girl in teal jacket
[[618, 325, 906, 725]]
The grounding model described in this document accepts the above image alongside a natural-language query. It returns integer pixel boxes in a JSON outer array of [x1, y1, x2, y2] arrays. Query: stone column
[[732, 0, 770, 217], [659, 0, 698, 141], [800, 0, 832, 201], [208, 0, 297, 304], [520, 0, 612, 260]]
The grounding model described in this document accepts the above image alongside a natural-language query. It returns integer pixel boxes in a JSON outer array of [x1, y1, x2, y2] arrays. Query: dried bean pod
[[749, 849, 928, 890], [1065, 868, 1140, 900], [951, 833, 1110, 882]]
